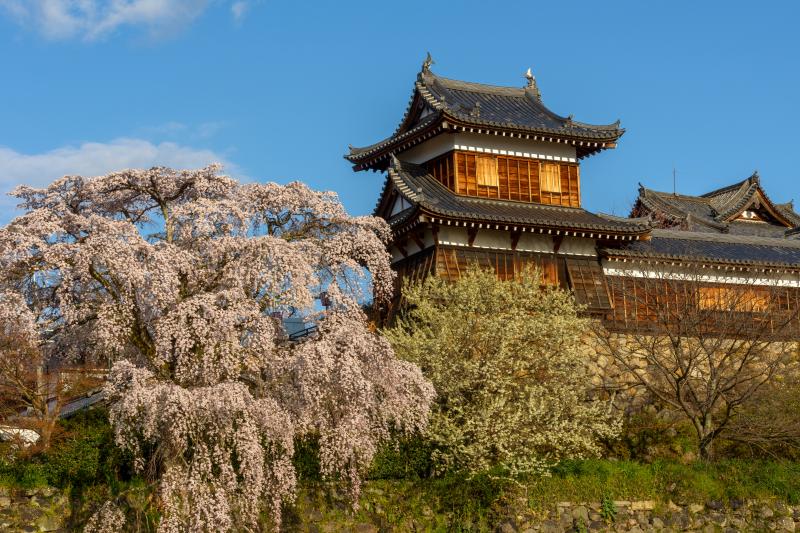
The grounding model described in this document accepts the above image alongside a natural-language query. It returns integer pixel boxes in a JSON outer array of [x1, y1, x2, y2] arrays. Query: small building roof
[[379, 157, 650, 237], [633, 172, 800, 237], [347, 58, 625, 170], [603, 229, 800, 270]]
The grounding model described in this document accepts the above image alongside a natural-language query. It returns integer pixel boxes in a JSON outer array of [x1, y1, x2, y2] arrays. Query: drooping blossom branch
[[0, 165, 433, 531]]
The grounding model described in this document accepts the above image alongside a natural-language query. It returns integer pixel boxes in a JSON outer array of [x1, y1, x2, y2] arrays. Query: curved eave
[[346, 117, 623, 172], [389, 209, 650, 239], [346, 113, 444, 170], [442, 115, 622, 159]]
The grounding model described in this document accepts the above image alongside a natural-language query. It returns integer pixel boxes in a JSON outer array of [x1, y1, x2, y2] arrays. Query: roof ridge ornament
[[524, 67, 542, 102], [422, 52, 434, 73]]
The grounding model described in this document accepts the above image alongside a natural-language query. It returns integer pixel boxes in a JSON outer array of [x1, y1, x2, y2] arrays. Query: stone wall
[[4, 485, 800, 532], [0, 487, 69, 532], [511, 499, 800, 532], [288, 483, 800, 532]]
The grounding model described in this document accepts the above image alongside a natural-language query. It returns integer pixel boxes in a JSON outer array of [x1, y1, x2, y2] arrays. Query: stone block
[[540, 520, 560, 533], [706, 499, 724, 511], [497, 520, 517, 533], [572, 506, 589, 523], [36, 513, 62, 532], [630, 500, 655, 511], [776, 516, 796, 532]]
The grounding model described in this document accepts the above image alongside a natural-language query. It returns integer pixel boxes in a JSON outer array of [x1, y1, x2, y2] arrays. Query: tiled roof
[[603, 229, 800, 269], [634, 172, 800, 237], [347, 66, 624, 166], [417, 71, 622, 140], [383, 158, 650, 235]]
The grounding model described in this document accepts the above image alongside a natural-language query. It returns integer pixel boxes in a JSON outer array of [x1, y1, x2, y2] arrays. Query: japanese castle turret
[[347, 56, 800, 333], [346, 55, 649, 313]]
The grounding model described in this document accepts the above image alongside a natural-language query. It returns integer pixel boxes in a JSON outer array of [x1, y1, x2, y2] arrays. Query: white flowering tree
[[0, 165, 434, 532], [385, 266, 620, 477]]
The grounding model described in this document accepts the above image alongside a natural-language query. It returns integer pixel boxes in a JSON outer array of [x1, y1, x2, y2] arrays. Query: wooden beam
[[411, 232, 425, 251], [430, 224, 439, 246], [553, 234, 564, 254], [395, 239, 408, 258], [467, 227, 478, 247], [510, 229, 522, 251]]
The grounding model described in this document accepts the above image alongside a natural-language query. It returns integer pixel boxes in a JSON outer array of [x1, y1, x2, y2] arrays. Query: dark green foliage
[[294, 434, 435, 481], [367, 437, 435, 480], [0, 409, 134, 490], [293, 435, 321, 481]]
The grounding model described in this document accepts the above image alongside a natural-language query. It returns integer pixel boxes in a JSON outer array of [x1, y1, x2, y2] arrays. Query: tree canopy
[[0, 165, 434, 531]]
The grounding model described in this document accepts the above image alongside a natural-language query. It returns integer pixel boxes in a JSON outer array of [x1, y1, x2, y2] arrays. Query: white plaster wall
[[389, 195, 412, 216], [436, 226, 469, 247], [602, 259, 800, 288], [559, 236, 599, 257], [399, 131, 577, 164], [399, 135, 455, 164], [472, 228, 513, 250], [516, 234, 554, 253]]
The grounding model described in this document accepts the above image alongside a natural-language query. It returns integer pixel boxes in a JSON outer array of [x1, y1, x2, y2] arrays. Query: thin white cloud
[[230, 1, 248, 23], [140, 121, 226, 140], [0, 138, 238, 219], [0, 0, 253, 40]]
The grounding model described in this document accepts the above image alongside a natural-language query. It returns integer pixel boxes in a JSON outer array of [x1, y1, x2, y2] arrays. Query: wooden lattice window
[[540, 163, 561, 193], [698, 286, 770, 312], [476, 155, 499, 187], [566, 258, 612, 310]]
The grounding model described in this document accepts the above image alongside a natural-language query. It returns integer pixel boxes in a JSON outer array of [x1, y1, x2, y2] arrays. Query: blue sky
[[1, 0, 799, 223]]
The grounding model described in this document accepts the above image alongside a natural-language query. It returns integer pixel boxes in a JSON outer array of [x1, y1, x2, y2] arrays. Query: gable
[[726, 190, 793, 228], [389, 193, 413, 217]]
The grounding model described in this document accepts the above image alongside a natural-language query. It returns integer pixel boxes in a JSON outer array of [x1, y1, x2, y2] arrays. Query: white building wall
[[399, 131, 577, 165], [602, 259, 800, 288]]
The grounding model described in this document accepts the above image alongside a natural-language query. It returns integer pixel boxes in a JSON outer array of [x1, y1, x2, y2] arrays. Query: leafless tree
[[0, 327, 100, 452], [592, 264, 800, 460]]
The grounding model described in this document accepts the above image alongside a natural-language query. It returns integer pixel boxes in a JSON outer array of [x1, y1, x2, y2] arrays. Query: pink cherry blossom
[[0, 165, 433, 531]]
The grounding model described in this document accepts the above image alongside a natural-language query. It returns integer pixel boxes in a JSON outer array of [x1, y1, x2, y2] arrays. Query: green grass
[[525, 458, 800, 509], [3, 411, 800, 530]]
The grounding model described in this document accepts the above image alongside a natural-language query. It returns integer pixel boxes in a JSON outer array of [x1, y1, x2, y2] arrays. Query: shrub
[[385, 266, 621, 477], [0, 409, 133, 490]]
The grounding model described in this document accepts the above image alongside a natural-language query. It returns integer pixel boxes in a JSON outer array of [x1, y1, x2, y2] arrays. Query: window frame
[[475, 155, 500, 187], [540, 162, 562, 193]]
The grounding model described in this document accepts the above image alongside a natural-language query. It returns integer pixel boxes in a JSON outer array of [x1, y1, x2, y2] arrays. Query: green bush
[[367, 437, 434, 480], [294, 435, 435, 481], [0, 408, 134, 490]]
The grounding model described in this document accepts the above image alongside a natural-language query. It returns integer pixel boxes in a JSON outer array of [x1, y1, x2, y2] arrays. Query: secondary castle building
[[346, 56, 800, 334]]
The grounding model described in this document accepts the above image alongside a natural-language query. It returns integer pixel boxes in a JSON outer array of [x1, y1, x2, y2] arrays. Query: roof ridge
[[642, 187, 712, 203], [700, 171, 759, 198], [425, 70, 528, 95]]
